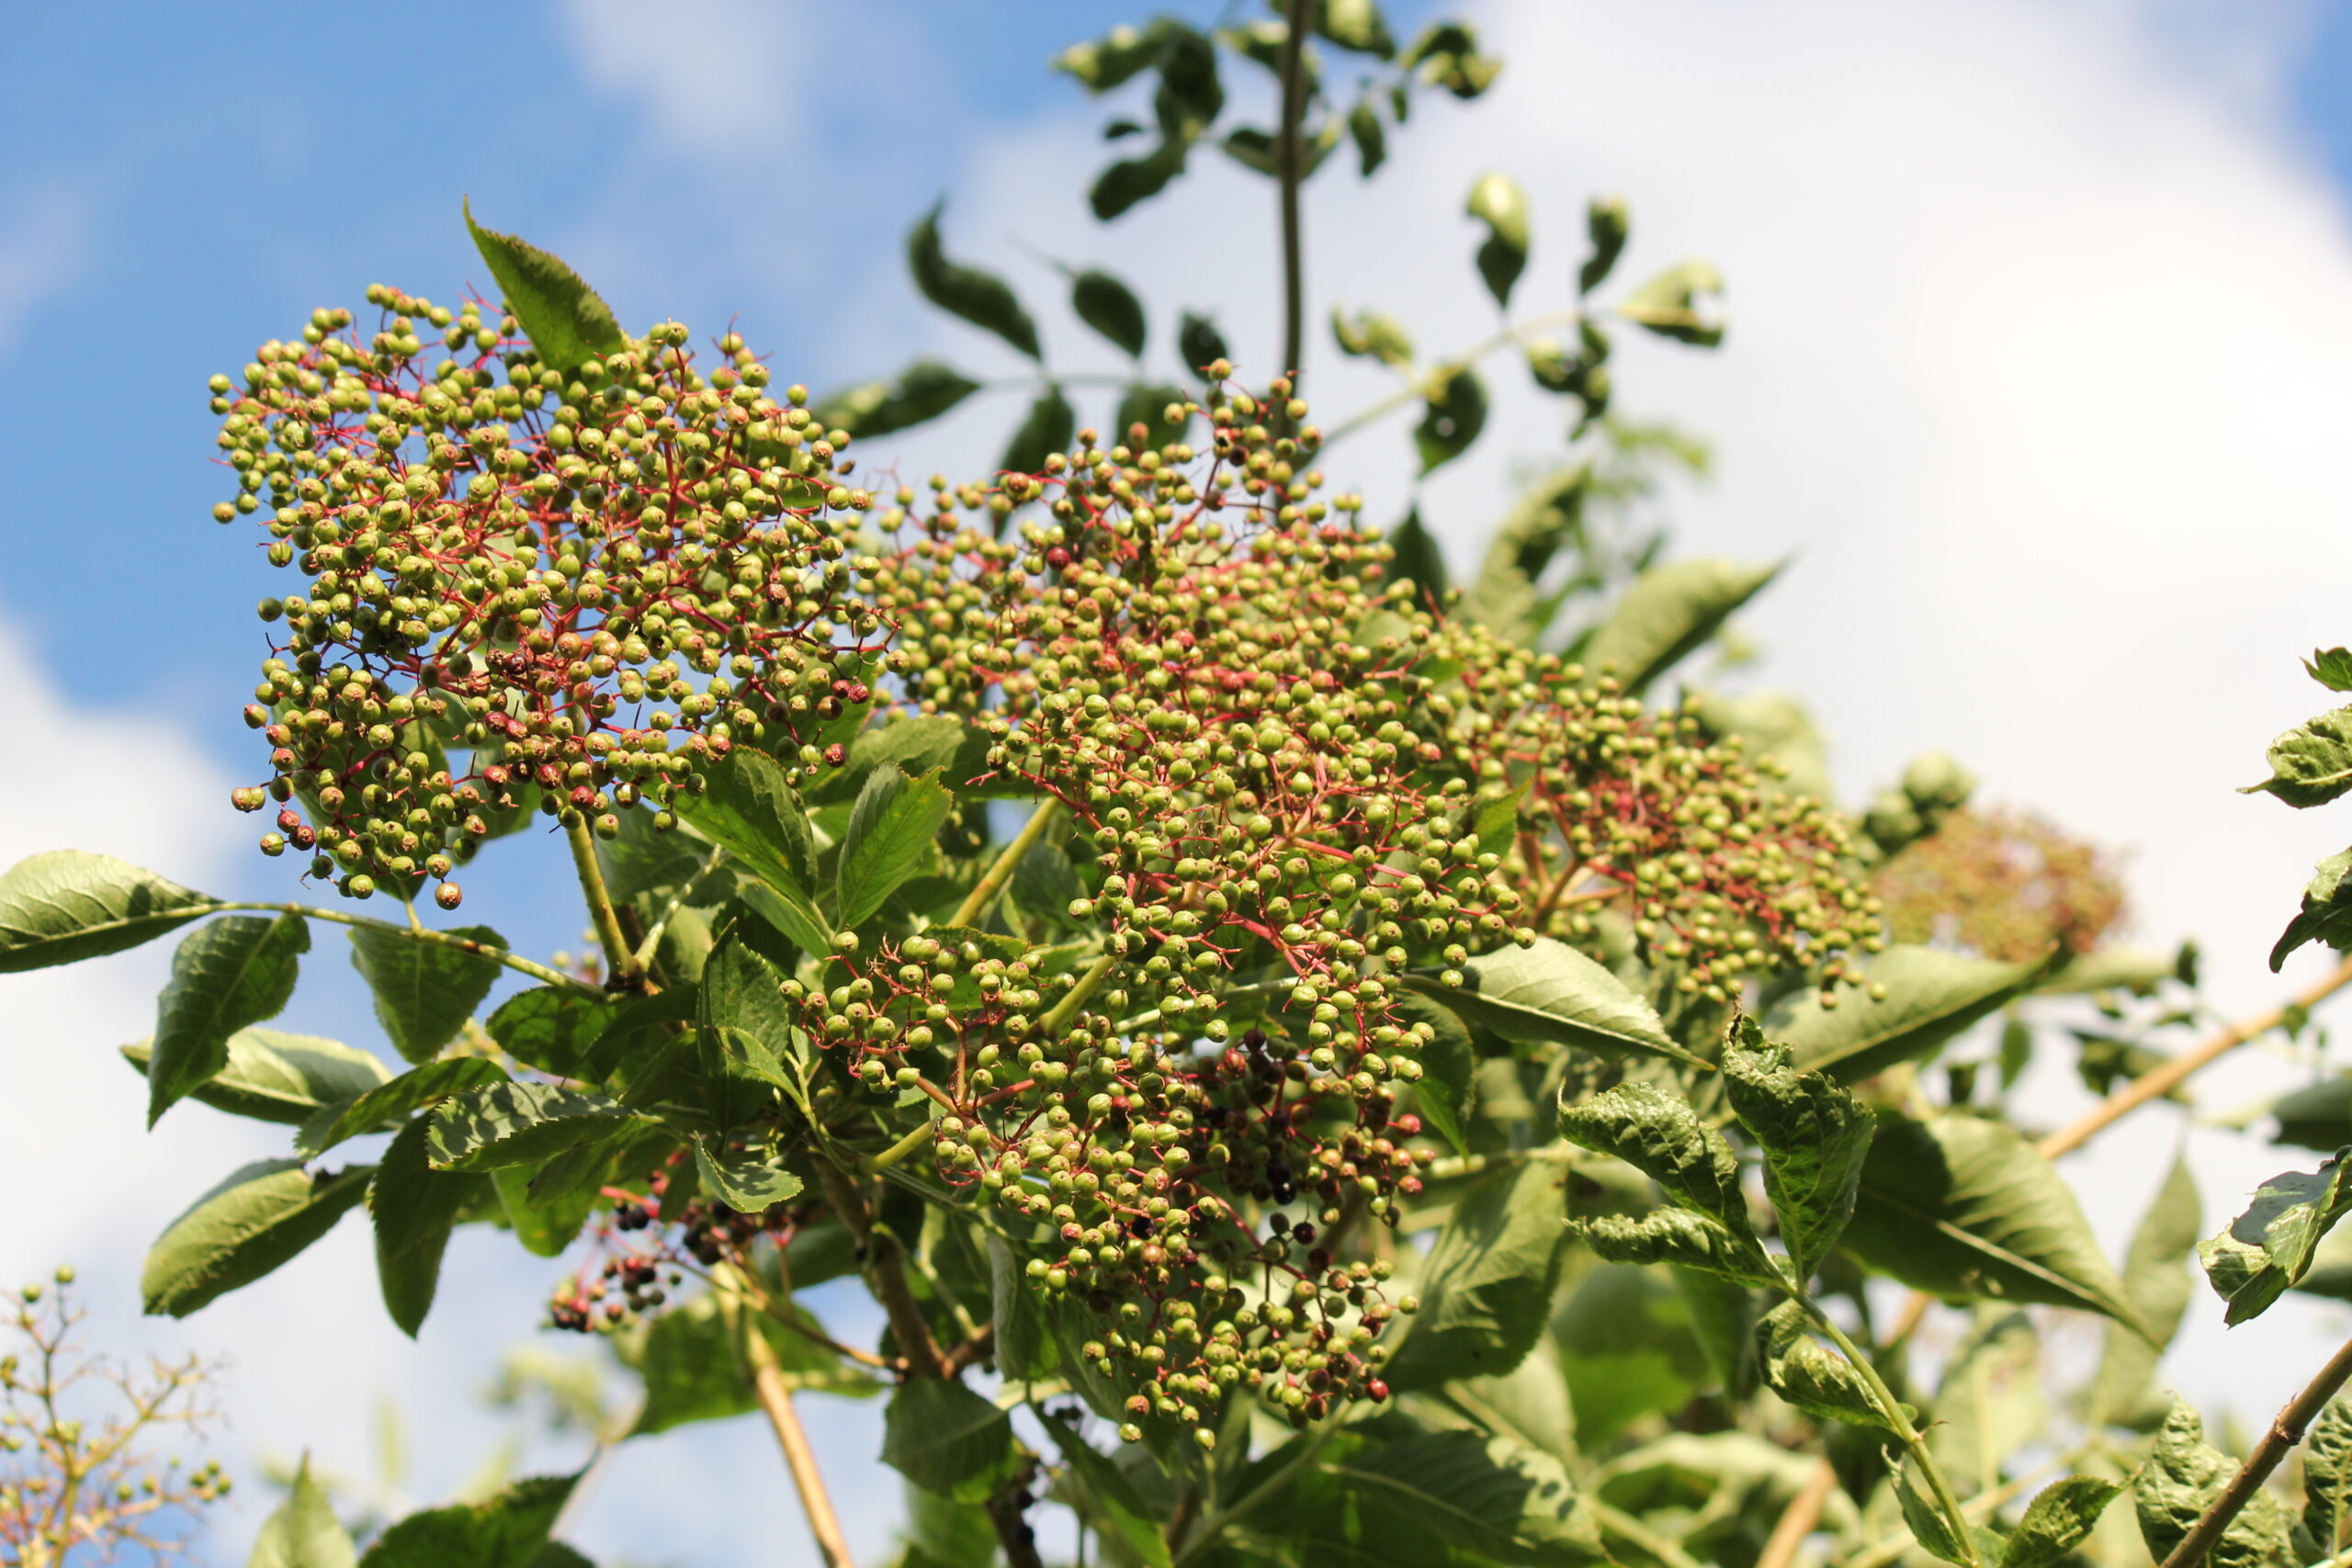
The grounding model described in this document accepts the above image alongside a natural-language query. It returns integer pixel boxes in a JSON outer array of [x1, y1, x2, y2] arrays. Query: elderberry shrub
[[773, 374, 1877, 1441], [212, 290, 881, 906]]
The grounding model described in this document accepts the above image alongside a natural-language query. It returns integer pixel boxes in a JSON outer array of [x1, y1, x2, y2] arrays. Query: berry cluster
[[214, 289, 879, 904], [775, 381, 1871, 1438], [545, 1168, 791, 1335], [1873, 806, 2122, 963]]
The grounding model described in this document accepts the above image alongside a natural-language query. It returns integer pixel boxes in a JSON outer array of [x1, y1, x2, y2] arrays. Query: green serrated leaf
[[2270, 847, 2352, 970], [1348, 97, 1387, 175], [0, 850, 214, 973], [838, 763, 956, 928], [1580, 197, 1630, 295], [1408, 936, 1693, 1063], [1263, 1426, 1600, 1567], [2199, 1148, 2352, 1325], [1385, 1159, 1571, 1390], [1723, 1017, 1874, 1282], [1465, 172, 1529, 309], [462, 201, 625, 374], [121, 1028, 390, 1126], [908, 203, 1040, 359], [355, 1471, 580, 1568], [2088, 1152, 2199, 1429], [1113, 382, 1191, 453], [1415, 367, 1487, 475], [1581, 558, 1781, 694], [1318, 0, 1396, 56], [1043, 1419, 1172, 1568], [485, 986, 617, 1080], [142, 1159, 373, 1317], [1070, 268, 1147, 357], [988, 1232, 1054, 1382], [2310, 649, 2352, 692], [693, 1138, 803, 1213], [348, 924, 503, 1065], [881, 1377, 1018, 1502], [1000, 387, 1077, 479], [369, 1118, 489, 1334], [1618, 259, 1725, 347], [1574, 1208, 1783, 1291], [1932, 1311, 2045, 1496], [2001, 1474, 2124, 1568], [2247, 705, 2352, 808], [2134, 1399, 2295, 1567], [2304, 1398, 2352, 1555], [677, 748, 818, 897], [815, 360, 981, 439], [1754, 1300, 1901, 1432], [1778, 945, 2046, 1082], [148, 914, 309, 1126], [425, 1082, 639, 1172], [250, 1454, 357, 1568], [1091, 140, 1191, 221], [1177, 311, 1228, 378], [1384, 506, 1450, 604], [1844, 1112, 2143, 1330], [300, 1056, 508, 1157], [1557, 1083, 1755, 1241], [1892, 1450, 1973, 1565]]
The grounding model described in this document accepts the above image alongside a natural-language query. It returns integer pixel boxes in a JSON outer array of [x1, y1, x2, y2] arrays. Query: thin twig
[[715, 1264, 855, 1568], [1274, 0, 1316, 387], [629, 844, 727, 971], [949, 798, 1062, 931], [1590, 1500, 1709, 1568], [2160, 1329, 2352, 1568], [813, 1157, 946, 1378], [1755, 1459, 1839, 1568], [1887, 953, 2352, 1347], [209, 901, 597, 995], [1805, 1303, 1982, 1568], [2042, 952, 2352, 1160]]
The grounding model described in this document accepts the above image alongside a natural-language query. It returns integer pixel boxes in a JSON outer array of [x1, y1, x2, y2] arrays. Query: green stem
[[950, 798, 1062, 931], [211, 901, 597, 995], [1322, 308, 1583, 446], [860, 1118, 941, 1175], [1171, 1425, 1339, 1566], [1040, 953, 1119, 1038], [1589, 1500, 1707, 1568], [1275, 0, 1316, 386], [1804, 1303, 1981, 1568], [566, 815, 641, 989], [630, 845, 728, 971]]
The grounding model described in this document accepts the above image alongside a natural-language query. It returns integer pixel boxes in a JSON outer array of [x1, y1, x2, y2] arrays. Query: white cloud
[[0, 185, 97, 362], [560, 0, 801, 152]]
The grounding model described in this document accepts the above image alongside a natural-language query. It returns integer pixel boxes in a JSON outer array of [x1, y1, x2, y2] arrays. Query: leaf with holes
[[2199, 1149, 2352, 1325]]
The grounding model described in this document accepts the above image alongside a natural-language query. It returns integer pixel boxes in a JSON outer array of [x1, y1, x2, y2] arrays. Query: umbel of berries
[[790, 377, 1875, 1446], [215, 212, 882, 907]]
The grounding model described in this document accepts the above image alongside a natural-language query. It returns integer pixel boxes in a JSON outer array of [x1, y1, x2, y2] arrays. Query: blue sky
[[10, 2, 2352, 1563]]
